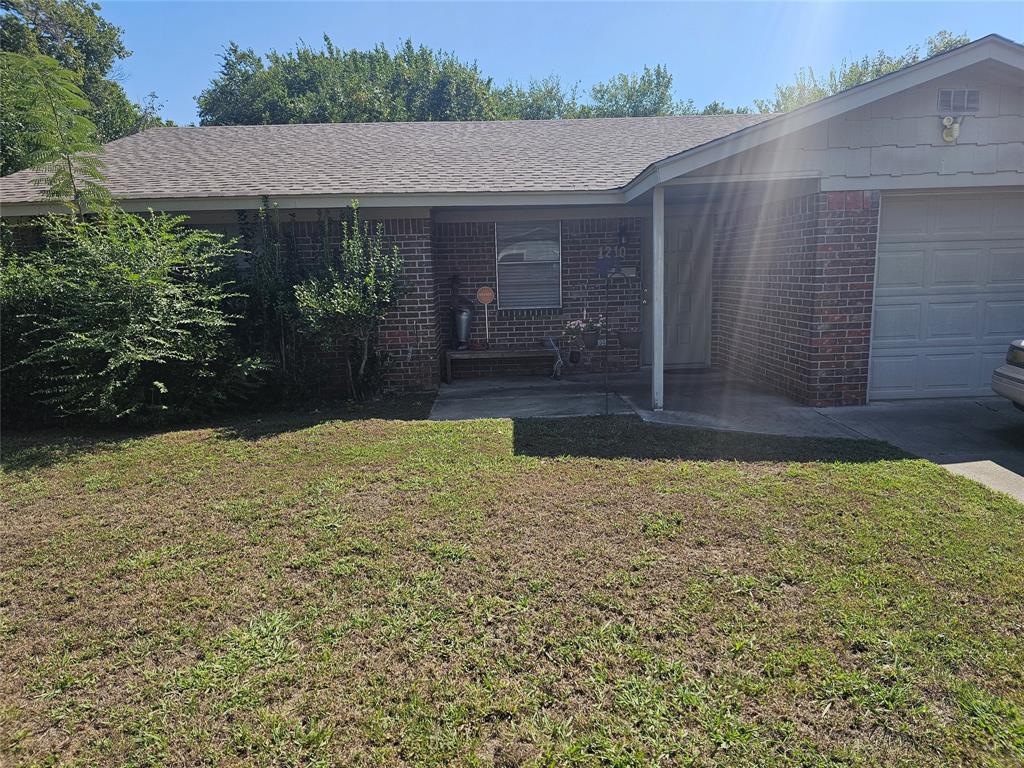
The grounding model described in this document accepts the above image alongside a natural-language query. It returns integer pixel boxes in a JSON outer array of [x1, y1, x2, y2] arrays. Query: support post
[[651, 186, 665, 411]]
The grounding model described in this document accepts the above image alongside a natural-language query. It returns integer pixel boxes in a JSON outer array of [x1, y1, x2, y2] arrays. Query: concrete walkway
[[617, 372, 859, 438], [430, 371, 1024, 502]]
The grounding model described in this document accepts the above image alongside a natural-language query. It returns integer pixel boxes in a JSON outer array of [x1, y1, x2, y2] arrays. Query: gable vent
[[938, 88, 980, 114]]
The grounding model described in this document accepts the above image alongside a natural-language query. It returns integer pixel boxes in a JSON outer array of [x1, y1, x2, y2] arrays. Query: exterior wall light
[[941, 115, 962, 143]]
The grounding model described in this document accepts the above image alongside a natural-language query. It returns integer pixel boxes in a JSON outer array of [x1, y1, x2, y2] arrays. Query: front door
[[643, 216, 711, 367]]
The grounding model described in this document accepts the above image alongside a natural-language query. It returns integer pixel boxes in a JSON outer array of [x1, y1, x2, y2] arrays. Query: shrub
[[294, 203, 402, 399], [1, 211, 259, 424], [233, 205, 326, 403]]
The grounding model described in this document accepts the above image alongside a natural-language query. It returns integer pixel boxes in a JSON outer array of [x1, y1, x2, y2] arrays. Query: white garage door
[[870, 190, 1024, 400]]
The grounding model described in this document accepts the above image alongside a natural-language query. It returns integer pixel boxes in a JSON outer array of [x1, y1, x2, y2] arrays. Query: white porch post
[[651, 185, 665, 411]]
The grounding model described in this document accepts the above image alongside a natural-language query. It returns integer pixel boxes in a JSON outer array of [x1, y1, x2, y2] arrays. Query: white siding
[[690, 61, 1024, 191]]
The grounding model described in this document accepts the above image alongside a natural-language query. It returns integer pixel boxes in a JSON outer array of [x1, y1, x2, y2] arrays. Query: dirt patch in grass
[[2, 411, 1022, 767]]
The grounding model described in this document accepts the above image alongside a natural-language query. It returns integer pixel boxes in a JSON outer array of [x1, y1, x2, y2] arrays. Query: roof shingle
[[0, 115, 774, 204]]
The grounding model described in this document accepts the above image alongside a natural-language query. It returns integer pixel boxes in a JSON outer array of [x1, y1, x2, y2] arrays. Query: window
[[495, 220, 561, 309], [938, 89, 980, 114]]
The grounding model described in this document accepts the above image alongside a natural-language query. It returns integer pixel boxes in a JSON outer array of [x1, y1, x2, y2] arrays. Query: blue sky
[[103, 1, 1023, 124]]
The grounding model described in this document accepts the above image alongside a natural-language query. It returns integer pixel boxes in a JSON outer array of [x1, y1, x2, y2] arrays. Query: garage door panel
[[932, 196, 994, 238], [870, 355, 919, 395], [927, 301, 979, 341], [984, 299, 1024, 337], [873, 304, 922, 342], [878, 197, 929, 238], [875, 249, 925, 289], [921, 352, 974, 390], [992, 198, 1024, 231], [871, 190, 1024, 400], [990, 246, 1024, 283], [932, 248, 984, 287]]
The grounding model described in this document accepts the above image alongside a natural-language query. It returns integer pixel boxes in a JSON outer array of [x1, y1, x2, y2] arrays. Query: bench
[[443, 347, 557, 384]]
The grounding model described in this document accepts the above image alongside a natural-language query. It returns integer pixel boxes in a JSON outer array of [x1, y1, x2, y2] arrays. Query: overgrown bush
[[294, 204, 402, 399], [233, 205, 326, 403], [1, 211, 259, 424]]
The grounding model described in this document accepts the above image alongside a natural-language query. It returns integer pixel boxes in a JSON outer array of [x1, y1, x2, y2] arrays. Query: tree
[[233, 204, 326, 402], [198, 37, 751, 125], [294, 203, 403, 399], [496, 75, 585, 120], [198, 37, 500, 126], [589, 64, 682, 117], [699, 100, 752, 115], [0, 0, 167, 173], [495, 67, 750, 119], [1, 52, 108, 214], [756, 30, 971, 113]]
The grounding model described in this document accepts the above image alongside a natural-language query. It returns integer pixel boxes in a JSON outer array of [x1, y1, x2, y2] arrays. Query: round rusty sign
[[476, 286, 495, 305]]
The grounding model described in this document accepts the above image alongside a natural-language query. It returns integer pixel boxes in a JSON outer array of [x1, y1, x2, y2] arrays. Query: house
[[2, 34, 1022, 408]]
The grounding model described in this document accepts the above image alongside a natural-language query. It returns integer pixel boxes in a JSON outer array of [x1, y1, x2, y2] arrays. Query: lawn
[[2, 405, 1022, 767]]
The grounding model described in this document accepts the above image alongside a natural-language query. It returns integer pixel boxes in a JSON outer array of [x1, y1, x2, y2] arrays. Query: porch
[[428, 176, 873, 411]]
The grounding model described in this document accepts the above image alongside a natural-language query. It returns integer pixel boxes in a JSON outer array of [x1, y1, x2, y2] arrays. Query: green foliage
[[89, 83, 169, 143], [1, 52, 108, 213], [588, 64, 682, 117], [294, 203, 402, 399], [198, 37, 752, 125], [233, 204, 325, 402], [495, 75, 584, 120], [0, 0, 167, 173], [0, 222, 52, 423], [0, 0, 128, 83], [699, 100, 752, 115], [1, 211, 256, 423], [198, 37, 499, 125], [756, 30, 971, 113]]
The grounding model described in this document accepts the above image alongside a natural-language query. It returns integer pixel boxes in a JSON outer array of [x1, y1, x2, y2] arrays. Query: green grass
[[2, 405, 1022, 767]]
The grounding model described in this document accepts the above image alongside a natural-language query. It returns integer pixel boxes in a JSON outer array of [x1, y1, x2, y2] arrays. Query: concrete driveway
[[818, 398, 1024, 502]]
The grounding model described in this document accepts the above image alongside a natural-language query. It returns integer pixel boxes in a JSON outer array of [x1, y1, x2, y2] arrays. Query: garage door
[[870, 190, 1024, 399]]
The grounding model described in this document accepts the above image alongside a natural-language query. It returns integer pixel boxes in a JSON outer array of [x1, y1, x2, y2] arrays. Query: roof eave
[[0, 189, 632, 217]]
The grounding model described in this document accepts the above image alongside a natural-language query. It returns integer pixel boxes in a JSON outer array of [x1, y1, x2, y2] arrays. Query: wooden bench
[[443, 347, 557, 384]]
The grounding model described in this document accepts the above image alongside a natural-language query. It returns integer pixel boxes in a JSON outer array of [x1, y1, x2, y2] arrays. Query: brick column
[[376, 217, 441, 392], [712, 190, 880, 406], [806, 191, 880, 406]]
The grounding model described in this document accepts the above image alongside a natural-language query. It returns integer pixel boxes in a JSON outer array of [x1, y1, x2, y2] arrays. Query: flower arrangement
[[564, 314, 605, 338]]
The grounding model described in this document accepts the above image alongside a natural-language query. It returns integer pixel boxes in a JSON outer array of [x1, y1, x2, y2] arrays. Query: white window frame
[[494, 220, 562, 310]]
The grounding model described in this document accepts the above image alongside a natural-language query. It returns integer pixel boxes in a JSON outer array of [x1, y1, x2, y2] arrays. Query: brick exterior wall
[[712, 190, 879, 406], [271, 213, 643, 390], [433, 217, 643, 379]]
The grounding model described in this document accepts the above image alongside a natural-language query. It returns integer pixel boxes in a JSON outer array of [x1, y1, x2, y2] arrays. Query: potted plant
[[565, 315, 604, 349], [616, 328, 642, 349]]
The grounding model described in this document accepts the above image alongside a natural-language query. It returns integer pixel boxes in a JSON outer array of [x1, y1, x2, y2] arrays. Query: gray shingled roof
[[0, 115, 774, 203]]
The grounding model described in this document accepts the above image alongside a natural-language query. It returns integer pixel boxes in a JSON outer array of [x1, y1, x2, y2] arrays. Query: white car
[[992, 339, 1024, 412]]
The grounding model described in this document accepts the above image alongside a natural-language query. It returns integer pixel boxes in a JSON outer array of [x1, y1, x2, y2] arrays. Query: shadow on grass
[[213, 396, 435, 441], [2, 396, 436, 471], [1, 433, 131, 473], [513, 416, 911, 463]]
